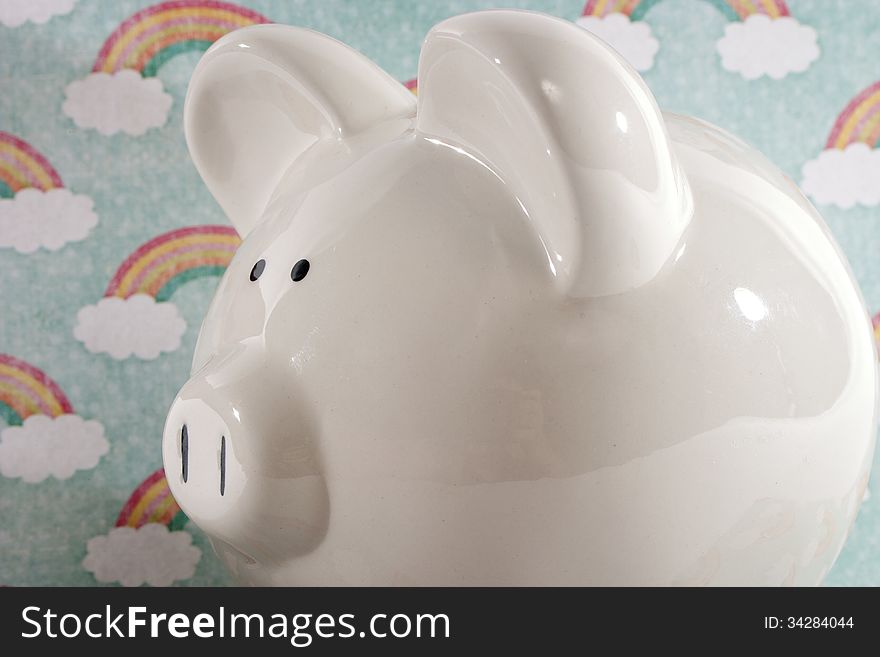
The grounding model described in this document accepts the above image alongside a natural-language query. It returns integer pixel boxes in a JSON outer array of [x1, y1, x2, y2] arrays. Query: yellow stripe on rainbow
[[126, 477, 170, 526], [116, 468, 185, 529], [0, 355, 74, 424], [830, 88, 880, 149], [112, 233, 239, 298], [582, 0, 789, 20], [92, 1, 269, 75], [0, 362, 67, 417], [0, 162, 31, 194], [826, 82, 880, 149], [104, 225, 240, 300], [0, 384, 45, 419], [100, 9, 256, 73], [0, 132, 64, 196], [137, 249, 237, 298]]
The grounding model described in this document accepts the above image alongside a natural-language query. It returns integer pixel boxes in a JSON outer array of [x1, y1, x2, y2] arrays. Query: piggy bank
[[163, 11, 877, 585]]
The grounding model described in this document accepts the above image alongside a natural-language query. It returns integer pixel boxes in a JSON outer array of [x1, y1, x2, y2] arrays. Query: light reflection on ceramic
[[162, 11, 877, 585]]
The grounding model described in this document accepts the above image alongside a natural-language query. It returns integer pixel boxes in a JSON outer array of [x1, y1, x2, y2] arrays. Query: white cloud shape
[[0, 0, 76, 27], [74, 294, 186, 360], [62, 70, 172, 137], [576, 13, 659, 72], [716, 15, 819, 80], [0, 187, 97, 253], [800, 143, 880, 209], [83, 524, 201, 587], [0, 414, 108, 483]]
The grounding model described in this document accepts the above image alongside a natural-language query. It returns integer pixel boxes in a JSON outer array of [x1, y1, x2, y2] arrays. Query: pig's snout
[[163, 392, 244, 528], [178, 423, 228, 494], [162, 363, 331, 565]]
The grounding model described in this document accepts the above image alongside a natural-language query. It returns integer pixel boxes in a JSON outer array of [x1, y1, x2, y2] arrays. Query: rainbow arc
[[0, 132, 64, 199], [825, 81, 880, 150], [0, 354, 74, 426], [105, 225, 240, 302], [92, 0, 270, 77], [117, 468, 187, 530], [581, 0, 790, 21]]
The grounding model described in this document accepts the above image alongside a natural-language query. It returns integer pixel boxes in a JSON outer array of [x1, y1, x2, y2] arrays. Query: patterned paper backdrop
[[0, 0, 878, 586]]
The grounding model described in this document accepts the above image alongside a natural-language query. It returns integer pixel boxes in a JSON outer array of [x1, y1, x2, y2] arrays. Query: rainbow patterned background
[[583, 0, 790, 20], [92, 1, 269, 76], [0, 132, 64, 198], [0, 0, 878, 586], [104, 225, 239, 301]]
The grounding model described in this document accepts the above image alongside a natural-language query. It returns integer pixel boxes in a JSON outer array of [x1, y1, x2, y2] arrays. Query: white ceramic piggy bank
[[163, 10, 877, 586]]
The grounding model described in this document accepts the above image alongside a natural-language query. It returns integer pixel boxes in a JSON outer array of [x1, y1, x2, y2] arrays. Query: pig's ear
[[185, 24, 416, 237], [416, 11, 692, 298]]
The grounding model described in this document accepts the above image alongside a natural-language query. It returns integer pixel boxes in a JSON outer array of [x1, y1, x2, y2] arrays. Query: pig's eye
[[291, 259, 310, 282], [249, 259, 266, 281]]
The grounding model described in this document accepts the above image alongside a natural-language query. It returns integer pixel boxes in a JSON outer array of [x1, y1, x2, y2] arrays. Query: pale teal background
[[0, 0, 877, 586]]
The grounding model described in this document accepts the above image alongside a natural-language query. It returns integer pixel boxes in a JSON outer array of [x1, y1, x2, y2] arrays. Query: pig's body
[[164, 12, 877, 585]]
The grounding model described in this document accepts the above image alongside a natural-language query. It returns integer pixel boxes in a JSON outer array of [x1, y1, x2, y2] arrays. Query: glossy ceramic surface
[[164, 10, 878, 585]]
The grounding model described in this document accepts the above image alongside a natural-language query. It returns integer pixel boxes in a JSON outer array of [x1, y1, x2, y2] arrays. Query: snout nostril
[[220, 435, 226, 497], [181, 424, 189, 483]]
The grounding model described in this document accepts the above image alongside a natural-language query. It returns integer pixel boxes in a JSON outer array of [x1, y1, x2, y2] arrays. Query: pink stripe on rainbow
[[825, 81, 880, 150], [112, 15, 240, 71], [92, 0, 269, 74], [725, 0, 789, 19], [116, 468, 184, 528], [0, 354, 74, 423], [0, 150, 42, 190], [105, 225, 240, 299], [126, 240, 238, 294], [582, 0, 640, 17], [581, 0, 789, 19], [0, 374, 55, 417], [0, 132, 63, 194], [583, 0, 641, 16]]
